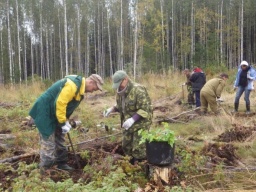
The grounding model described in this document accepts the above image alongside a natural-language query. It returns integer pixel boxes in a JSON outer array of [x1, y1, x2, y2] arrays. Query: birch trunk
[[107, 8, 113, 76], [0, 31, 3, 83], [46, 29, 50, 79], [120, 0, 123, 70], [23, 29, 27, 84], [16, 0, 21, 83], [64, 0, 68, 75], [190, 1, 194, 67], [39, 0, 44, 79], [7, 0, 13, 83], [240, 0, 244, 61], [133, 2, 138, 80], [58, 8, 63, 77], [220, 0, 223, 64], [76, 5, 81, 72]]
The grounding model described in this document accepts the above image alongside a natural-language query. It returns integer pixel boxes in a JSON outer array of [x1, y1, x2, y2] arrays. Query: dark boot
[[246, 104, 250, 114], [232, 103, 239, 113]]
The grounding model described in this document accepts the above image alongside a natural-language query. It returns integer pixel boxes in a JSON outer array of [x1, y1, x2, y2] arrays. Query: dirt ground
[[1, 96, 256, 191]]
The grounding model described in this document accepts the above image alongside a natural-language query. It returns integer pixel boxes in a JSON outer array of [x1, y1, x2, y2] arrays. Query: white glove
[[74, 120, 82, 126], [62, 121, 72, 134], [103, 107, 114, 117], [122, 118, 135, 130], [182, 83, 186, 86], [216, 97, 224, 102], [247, 72, 253, 80]]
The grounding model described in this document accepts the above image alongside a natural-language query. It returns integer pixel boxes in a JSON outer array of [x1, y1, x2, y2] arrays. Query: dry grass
[[2, 72, 256, 191]]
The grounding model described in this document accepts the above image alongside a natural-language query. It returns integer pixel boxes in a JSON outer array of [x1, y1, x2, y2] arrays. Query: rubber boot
[[246, 104, 250, 114], [232, 103, 239, 113]]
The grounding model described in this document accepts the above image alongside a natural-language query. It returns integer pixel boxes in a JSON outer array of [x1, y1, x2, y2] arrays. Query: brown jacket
[[200, 77, 226, 98]]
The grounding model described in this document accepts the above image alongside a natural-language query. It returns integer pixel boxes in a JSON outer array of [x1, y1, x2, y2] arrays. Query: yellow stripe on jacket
[[56, 77, 85, 124]]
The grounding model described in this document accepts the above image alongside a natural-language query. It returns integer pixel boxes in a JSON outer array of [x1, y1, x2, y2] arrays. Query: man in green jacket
[[29, 74, 103, 172], [200, 73, 229, 115], [103, 70, 153, 164]]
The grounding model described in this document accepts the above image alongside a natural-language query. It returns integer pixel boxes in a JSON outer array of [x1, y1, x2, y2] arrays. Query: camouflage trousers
[[187, 86, 195, 105], [122, 127, 147, 160], [39, 127, 68, 168]]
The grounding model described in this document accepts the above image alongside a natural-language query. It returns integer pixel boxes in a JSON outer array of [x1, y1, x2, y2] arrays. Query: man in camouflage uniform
[[29, 74, 103, 173], [103, 70, 152, 164], [183, 69, 194, 106], [200, 73, 229, 115]]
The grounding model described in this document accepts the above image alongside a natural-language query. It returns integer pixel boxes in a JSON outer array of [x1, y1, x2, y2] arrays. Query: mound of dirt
[[201, 142, 239, 166], [216, 124, 256, 142]]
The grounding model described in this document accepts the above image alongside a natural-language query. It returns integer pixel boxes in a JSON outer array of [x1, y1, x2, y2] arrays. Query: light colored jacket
[[234, 66, 256, 90]]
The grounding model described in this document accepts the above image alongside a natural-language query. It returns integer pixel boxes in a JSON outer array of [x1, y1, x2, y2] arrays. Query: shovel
[[67, 132, 81, 169]]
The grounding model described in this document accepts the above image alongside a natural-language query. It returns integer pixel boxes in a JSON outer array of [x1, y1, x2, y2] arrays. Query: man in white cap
[[103, 70, 152, 165], [233, 61, 256, 114], [29, 74, 103, 173]]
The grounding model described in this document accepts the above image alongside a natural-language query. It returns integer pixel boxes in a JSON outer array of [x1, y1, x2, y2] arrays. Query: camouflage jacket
[[116, 80, 153, 131]]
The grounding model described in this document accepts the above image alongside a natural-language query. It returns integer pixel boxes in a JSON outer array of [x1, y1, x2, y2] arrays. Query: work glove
[[103, 107, 114, 117], [182, 83, 186, 86], [122, 117, 135, 130], [216, 97, 224, 102], [74, 120, 82, 126], [62, 121, 72, 134]]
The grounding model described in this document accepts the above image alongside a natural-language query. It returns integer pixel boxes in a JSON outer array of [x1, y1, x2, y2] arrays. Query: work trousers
[[39, 127, 68, 168]]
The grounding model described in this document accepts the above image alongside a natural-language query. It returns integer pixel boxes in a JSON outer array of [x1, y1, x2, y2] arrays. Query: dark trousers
[[194, 91, 201, 107]]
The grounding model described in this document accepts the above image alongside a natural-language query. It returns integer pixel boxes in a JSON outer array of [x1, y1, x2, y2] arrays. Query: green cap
[[112, 70, 127, 89]]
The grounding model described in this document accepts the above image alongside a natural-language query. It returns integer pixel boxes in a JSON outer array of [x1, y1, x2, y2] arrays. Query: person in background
[[189, 67, 206, 108], [182, 69, 195, 106], [200, 73, 229, 115], [233, 61, 256, 114], [29, 74, 103, 173], [103, 70, 152, 165]]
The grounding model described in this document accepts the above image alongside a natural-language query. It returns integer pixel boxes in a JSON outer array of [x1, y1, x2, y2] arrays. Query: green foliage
[[176, 148, 207, 175], [80, 150, 90, 160], [139, 122, 176, 146]]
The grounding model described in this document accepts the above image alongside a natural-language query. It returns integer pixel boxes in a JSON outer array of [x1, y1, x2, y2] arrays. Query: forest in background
[[0, 0, 256, 84]]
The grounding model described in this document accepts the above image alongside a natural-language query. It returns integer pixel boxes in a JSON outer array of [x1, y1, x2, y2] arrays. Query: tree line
[[0, 0, 256, 84]]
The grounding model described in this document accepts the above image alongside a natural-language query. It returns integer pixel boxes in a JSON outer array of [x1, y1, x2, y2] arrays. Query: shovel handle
[[67, 133, 81, 169]]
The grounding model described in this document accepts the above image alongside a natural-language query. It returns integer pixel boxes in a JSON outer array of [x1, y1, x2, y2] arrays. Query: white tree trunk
[[23, 29, 27, 84], [7, 0, 13, 83], [76, 5, 81, 72], [64, 0, 69, 75], [46, 29, 50, 79], [190, 1, 194, 67], [0, 31, 3, 83], [133, 2, 138, 80], [107, 8, 113, 76], [58, 8, 63, 78], [220, 0, 223, 64], [16, 0, 21, 83], [40, 1, 44, 79], [120, 0, 123, 70], [240, 0, 244, 61]]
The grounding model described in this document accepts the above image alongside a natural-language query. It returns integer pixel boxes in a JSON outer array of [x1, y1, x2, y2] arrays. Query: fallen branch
[[171, 107, 200, 119], [68, 132, 122, 147], [0, 134, 16, 140], [0, 150, 39, 163], [152, 92, 181, 104]]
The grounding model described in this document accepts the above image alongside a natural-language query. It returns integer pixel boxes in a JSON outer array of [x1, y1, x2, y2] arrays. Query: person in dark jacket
[[183, 69, 194, 106], [233, 61, 256, 114], [29, 74, 103, 173], [103, 70, 152, 165], [189, 67, 206, 107]]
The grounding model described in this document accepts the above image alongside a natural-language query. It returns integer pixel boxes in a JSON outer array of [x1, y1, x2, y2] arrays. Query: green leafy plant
[[138, 122, 175, 146]]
